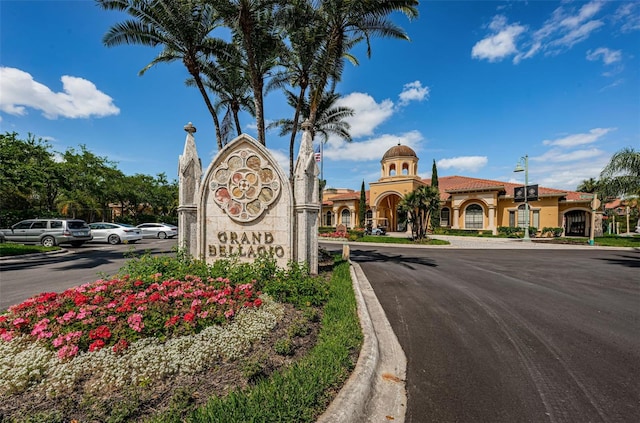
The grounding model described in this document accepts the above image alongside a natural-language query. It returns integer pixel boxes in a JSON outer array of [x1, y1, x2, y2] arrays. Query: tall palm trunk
[[289, 83, 308, 180], [189, 67, 224, 150]]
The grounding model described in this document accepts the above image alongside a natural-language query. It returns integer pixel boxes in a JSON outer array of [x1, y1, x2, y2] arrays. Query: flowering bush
[[319, 231, 348, 238], [0, 274, 263, 361]]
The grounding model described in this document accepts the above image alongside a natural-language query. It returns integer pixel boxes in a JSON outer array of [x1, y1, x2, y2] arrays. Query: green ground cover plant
[[0, 243, 60, 257], [559, 235, 640, 248], [0, 252, 361, 422]]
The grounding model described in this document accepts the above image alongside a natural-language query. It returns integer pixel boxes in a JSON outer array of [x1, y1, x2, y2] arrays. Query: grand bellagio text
[[208, 231, 285, 258]]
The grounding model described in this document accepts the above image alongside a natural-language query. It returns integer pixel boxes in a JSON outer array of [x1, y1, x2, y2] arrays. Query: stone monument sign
[[178, 122, 319, 273], [198, 134, 293, 268]]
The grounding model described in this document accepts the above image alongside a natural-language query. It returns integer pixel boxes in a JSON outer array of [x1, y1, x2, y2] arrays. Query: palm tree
[[214, 0, 284, 146], [600, 147, 640, 198], [576, 177, 599, 193], [97, 0, 227, 149], [400, 185, 440, 241], [267, 89, 353, 177], [307, 0, 419, 128], [186, 53, 256, 144], [269, 0, 326, 167]]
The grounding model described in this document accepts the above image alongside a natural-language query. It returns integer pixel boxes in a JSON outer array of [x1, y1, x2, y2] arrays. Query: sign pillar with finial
[[293, 119, 320, 274], [178, 122, 202, 257]]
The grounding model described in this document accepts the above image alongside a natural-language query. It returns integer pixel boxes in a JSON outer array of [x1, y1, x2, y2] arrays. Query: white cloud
[[614, 2, 640, 33], [335, 92, 394, 138], [586, 47, 622, 65], [531, 148, 605, 163], [437, 156, 488, 172], [324, 131, 423, 162], [478, 1, 609, 64], [471, 15, 526, 62], [0, 67, 120, 119], [542, 128, 615, 147], [398, 81, 430, 106]]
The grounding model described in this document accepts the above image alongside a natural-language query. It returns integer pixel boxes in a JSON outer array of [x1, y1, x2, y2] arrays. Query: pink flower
[[58, 344, 79, 360], [12, 317, 29, 328], [224, 309, 234, 318], [0, 330, 14, 342], [106, 315, 118, 323], [127, 313, 144, 332]]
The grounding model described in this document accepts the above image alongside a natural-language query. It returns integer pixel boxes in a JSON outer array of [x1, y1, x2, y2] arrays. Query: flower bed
[[0, 273, 278, 399], [319, 231, 348, 239], [1, 274, 263, 360]]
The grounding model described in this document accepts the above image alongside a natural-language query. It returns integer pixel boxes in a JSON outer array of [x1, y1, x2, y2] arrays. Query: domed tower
[[380, 143, 420, 181]]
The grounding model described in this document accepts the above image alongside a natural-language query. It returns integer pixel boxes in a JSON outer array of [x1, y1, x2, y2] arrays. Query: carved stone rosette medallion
[[209, 148, 281, 222]]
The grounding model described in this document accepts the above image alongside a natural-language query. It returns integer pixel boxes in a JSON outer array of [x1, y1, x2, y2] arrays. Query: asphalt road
[[0, 239, 177, 311], [326, 243, 639, 423]]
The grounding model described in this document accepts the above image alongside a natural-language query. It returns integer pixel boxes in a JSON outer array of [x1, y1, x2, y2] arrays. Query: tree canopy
[[0, 132, 177, 227]]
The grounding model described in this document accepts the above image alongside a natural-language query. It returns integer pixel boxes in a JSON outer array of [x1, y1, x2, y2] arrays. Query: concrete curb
[[0, 248, 70, 263], [317, 261, 407, 423]]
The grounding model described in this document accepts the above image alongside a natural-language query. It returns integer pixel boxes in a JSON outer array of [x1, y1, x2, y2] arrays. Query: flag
[[314, 144, 322, 162]]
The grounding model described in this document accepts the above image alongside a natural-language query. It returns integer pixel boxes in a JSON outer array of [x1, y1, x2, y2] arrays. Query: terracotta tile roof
[[422, 175, 588, 202], [322, 176, 592, 206], [323, 190, 369, 206]]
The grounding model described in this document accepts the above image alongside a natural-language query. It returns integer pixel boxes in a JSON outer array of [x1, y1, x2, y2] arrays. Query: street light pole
[[514, 155, 531, 241]]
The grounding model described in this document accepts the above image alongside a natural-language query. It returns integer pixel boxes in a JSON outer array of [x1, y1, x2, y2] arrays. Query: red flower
[[89, 325, 112, 340], [89, 339, 106, 352], [183, 312, 196, 322], [165, 315, 180, 327], [73, 294, 89, 306], [253, 298, 263, 307], [112, 339, 129, 353], [148, 292, 161, 302]]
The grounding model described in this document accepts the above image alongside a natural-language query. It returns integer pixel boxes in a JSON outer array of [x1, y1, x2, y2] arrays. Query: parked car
[[0, 219, 92, 247], [136, 223, 178, 239], [88, 222, 143, 245], [371, 227, 386, 236], [635, 225, 640, 234]]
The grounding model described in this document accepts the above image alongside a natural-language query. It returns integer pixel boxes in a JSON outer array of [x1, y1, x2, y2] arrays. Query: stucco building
[[322, 144, 600, 237]]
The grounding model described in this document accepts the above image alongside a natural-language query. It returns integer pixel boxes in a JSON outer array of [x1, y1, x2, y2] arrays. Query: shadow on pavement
[[596, 252, 640, 268], [348, 248, 438, 269]]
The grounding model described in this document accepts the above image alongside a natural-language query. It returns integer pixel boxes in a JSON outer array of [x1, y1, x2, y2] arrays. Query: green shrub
[[264, 261, 329, 308], [541, 227, 563, 237], [274, 338, 296, 356]]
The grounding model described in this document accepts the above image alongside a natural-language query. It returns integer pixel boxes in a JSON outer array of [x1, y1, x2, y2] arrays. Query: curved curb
[[316, 261, 407, 423], [0, 248, 70, 263]]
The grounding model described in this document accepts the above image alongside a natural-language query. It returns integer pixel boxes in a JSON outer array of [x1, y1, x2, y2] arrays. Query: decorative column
[[452, 207, 460, 229], [177, 122, 202, 258], [489, 205, 496, 234], [293, 120, 320, 274]]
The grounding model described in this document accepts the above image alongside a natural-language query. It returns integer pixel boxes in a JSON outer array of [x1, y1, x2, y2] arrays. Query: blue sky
[[1, 0, 639, 192]]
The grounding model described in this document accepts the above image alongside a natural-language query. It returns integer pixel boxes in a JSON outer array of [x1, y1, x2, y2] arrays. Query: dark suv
[[0, 219, 93, 247]]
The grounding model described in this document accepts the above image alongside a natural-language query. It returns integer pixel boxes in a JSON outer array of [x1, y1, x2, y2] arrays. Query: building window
[[440, 208, 450, 227], [402, 163, 409, 175], [325, 211, 333, 226], [366, 210, 373, 225], [341, 209, 351, 227], [465, 204, 483, 229], [517, 204, 528, 228], [389, 164, 396, 176], [509, 210, 515, 227], [532, 210, 539, 229]]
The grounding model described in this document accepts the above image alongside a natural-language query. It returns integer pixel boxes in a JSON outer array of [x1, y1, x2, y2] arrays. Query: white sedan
[[136, 223, 178, 239], [88, 222, 143, 245]]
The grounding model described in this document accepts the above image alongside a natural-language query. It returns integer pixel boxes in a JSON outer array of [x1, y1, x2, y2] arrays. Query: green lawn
[[560, 235, 640, 248], [0, 243, 60, 256], [359, 235, 449, 245]]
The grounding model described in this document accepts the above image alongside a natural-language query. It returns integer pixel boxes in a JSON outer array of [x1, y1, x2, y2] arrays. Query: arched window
[[341, 209, 351, 227], [402, 163, 409, 175], [440, 208, 450, 227], [389, 164, 396, 176], [465, 204, 483, 229], [325, 211, 333, 226]]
